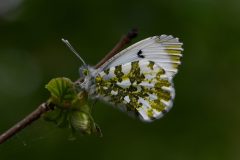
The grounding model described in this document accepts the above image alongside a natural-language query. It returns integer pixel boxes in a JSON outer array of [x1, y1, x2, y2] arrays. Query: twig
[[95, 28, 138, 68], [0, 103, 51, 144], [0, 29, 138, 145]]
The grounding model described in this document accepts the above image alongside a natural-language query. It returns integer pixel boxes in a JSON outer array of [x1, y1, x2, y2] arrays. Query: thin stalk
[[0, 103, 51, 144]]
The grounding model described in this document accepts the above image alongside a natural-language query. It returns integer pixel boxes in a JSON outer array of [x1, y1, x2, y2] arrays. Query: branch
[[0, 29, 138, 144], [0, 103, 51, 144], [95, 28, 138, 68]]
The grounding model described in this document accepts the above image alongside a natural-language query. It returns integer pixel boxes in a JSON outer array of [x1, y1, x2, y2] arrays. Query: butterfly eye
[[83, 69, 89, 76]]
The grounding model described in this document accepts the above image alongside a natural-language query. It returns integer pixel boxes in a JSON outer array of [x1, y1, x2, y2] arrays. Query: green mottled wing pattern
[[92, 60, 174, 121]]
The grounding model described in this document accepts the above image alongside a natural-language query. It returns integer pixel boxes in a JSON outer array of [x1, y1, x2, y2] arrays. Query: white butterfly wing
[[88, 35, 183, 122], [99, 35, 183, 78], [92, 60, 175, 122]]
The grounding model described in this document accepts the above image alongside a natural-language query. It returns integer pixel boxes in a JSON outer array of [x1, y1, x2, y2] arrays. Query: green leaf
[[45, 77, 77, 109], [44, 77, 102, 136]]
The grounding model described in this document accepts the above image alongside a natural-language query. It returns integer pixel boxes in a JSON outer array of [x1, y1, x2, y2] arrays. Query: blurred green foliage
[[0, 0, 240, 160]]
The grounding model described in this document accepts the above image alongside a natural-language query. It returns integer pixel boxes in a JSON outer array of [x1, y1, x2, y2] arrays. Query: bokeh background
[[0, 0, 240, 159]]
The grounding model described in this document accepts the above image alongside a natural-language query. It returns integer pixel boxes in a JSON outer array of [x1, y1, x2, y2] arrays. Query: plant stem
[[0, 29, 138, 144], [95, 28, 138, 68], [0, 103, 51, 144]]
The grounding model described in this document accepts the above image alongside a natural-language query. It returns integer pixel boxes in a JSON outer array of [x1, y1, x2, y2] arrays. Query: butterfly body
[[78, 35, 183, 122]]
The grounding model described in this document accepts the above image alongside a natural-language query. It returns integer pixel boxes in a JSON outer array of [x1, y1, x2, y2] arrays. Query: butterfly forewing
[[99, 35, 183, 78], [92, 60, 174, 121]]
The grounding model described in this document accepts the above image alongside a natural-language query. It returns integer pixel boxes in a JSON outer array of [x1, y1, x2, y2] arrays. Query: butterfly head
[[79, 65, 90, 78], [78, 65, 96, 91]]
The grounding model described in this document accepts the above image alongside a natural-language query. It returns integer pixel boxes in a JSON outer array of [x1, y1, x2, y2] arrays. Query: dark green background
[[0, 0, 240, 160]]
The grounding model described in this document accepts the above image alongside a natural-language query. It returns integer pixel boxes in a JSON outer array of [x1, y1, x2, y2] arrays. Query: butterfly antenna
[[61, 38, 87, 65]]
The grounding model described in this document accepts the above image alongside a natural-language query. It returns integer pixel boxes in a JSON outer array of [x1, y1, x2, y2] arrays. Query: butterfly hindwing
[[92, 59, 174, 122]]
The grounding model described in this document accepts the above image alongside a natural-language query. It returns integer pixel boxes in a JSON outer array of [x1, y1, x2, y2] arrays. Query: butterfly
[[62, 35, 183, 122]]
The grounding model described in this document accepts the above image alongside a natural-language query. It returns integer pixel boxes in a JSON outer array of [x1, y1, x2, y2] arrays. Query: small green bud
[[71, 111, 92, 135]]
